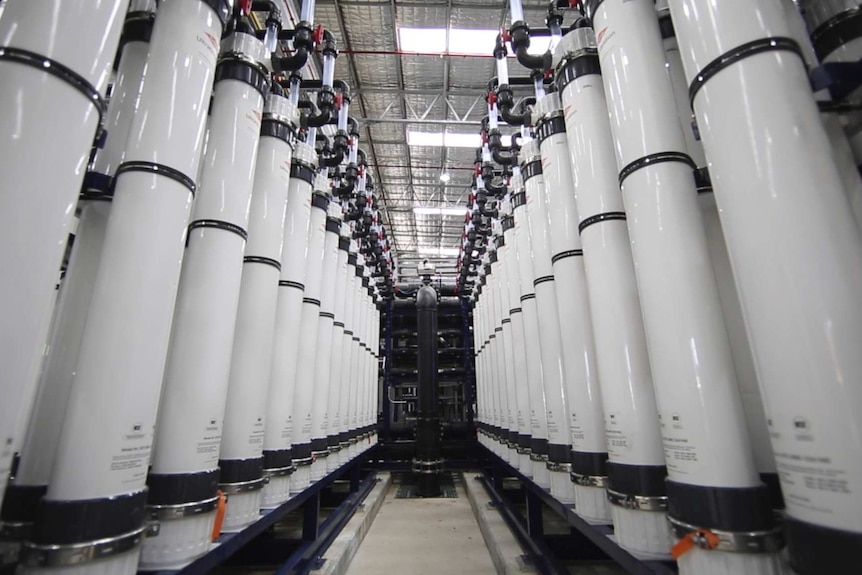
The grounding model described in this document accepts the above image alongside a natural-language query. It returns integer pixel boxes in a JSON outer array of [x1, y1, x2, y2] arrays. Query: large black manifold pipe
[[414, 285, 443, 496]]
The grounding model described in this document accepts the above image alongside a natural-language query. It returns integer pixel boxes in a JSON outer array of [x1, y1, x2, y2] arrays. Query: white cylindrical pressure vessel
[[491, 240, 516, 465], [511, 175, 551, 488], [519, 141, 572, 493], [587, 0, 779, 564], [0, 6, 154, 551], [501, 211, 533, 475], [309, 202, 342, 480], [555, 26, 660, 526], [0, 0, 126, 510], [336, 248, 358, 458], [535, 92, 602, 507], [22, 2, 232, 573], [346, 255, 366, 455], [142, 30, 268, 569], [667, 1, 862, 572], [261, 140, 316, 508], [218, 93, 299, 531], [290, 180, 330, 493], [326, 226, 351, 471]]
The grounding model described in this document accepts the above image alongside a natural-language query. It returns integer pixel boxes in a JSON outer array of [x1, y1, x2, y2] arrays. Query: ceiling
[[273, 0, 551, 281]]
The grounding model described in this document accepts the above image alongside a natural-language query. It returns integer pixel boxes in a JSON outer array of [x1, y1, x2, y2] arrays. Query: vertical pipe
[[587, 0, 779, 566], [414, 286, 441, 497], [668, 1, 862, 572], [22, 3, 232, 573], [534, 92, 601, 507], [520, 140, 571, 496], [1, 3, 154, 550], [555, 26, 660, 527], [141, 29, 269, 568], [290, 179, 330, 493], [218, 92, 299, 531], [309, 203, 342, 479], [0, 0, 126, 508], [261, 140, 316, 508], [658, 4, 781, 506], [502, 211, 533, 475], [511, 172, 551, 489], [326, 226, 352, 471], [494, 236, 519, 466]]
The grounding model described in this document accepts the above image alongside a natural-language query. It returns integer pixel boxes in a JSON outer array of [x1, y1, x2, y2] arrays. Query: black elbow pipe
[[510, 21, 552, 71], [497, 85, 532, 127], [272, 21, 313, 72]]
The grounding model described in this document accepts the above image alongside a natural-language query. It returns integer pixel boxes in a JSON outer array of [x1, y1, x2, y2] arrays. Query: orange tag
[[211, 490, 227, 541], [671, 529, 720, 560]]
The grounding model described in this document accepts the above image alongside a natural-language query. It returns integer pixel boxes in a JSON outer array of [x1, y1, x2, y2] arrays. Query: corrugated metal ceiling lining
[[311, 0, 559, 257]]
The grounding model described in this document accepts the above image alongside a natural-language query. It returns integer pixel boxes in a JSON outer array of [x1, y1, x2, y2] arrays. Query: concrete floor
[[345, 476, 498, 575]]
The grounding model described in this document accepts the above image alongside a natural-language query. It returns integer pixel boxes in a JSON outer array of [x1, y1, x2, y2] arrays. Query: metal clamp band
[[618, 152, 696, 187], [688, 37, 803, 111], [219, 476, 269, 495], [339, 440, 352, 449], [293, 456, 314, 467], [0, 47, 106, 127], [530, 452, 549, 463], [264, 464, 296, 478], [571, 472, 609, 488], [329, 443, 343, 453], [516, 446, 532, 455], [0, 520, 32, 540], [607, 489, 668, 512], [0, 539, 20, 566], [146, 496, 219, 522], [668, 516, 785, 554], [116, 161, 197, 197], [412, 459, 444, 475], [547, 461, 572, 473], [312, 449, 331, 458], [19, 527, 145, 568]]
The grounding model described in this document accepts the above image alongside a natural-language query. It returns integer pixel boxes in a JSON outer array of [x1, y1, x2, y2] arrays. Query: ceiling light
[[439, 171, 451, 183], [398, 27, 555, 57], [417, 246, 461, 257], [413, 206, 469, 216], [407, 131, 512, 149]]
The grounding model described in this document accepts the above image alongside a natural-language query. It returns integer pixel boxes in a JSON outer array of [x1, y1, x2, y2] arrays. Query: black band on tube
[[811, 8, 862, 62], [571, 451, 608, 477], [533, 275, 555, 287], [32, 489, 148, 545], [688, 37, 803, 111], [263, 448, 293, 470], [290, 163, 315, 185], [606, 462, 667, 497], [0, 47, 106, 126], [218, 458, 264, 484], [578, 211, 627, 234], [147, 469, 220, 505], [312, 193, 330, 210], [522, 160, 543, 181], [215, 58, 269, 98], [262, 119, 294, 143], [618, 152, 696, 187], [556, 53, 602, 93], [116, 161, 197, 196], [536, 115, 566, 144], [665, 479, 775, 532], [279, 280, 305, 290], [188, 219, 249, 241], [244, 255, 282, 271], [512, 191, 527, 209], [303, 297, 321, 306], [551, 249, 583, 264]]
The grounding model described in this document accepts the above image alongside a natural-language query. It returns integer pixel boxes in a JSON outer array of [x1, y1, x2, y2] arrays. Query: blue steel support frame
[[145, 453, 377, 575], [481, 445, 678, 575]]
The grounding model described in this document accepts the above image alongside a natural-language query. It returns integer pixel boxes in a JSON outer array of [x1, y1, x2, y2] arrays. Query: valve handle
[[240, 0, 252, 16]]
